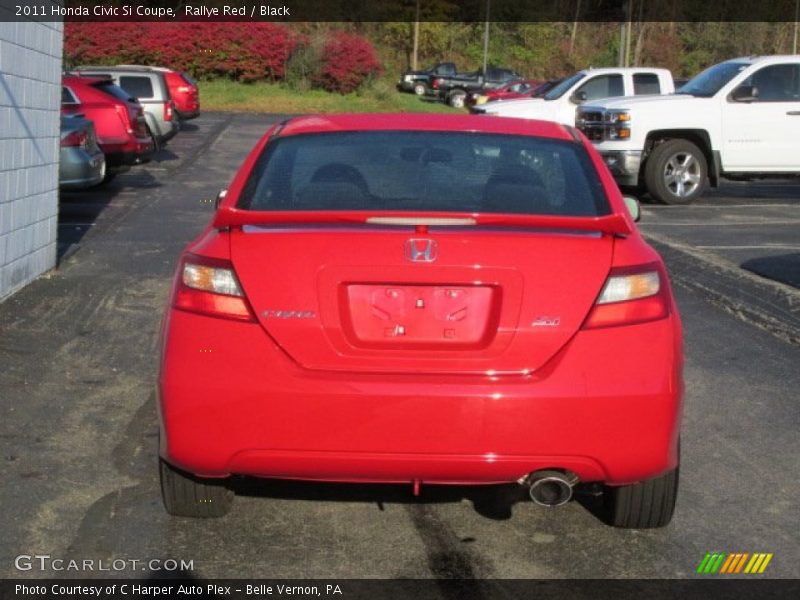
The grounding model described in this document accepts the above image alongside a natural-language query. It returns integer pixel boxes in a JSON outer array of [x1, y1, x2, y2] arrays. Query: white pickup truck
[[473, 67, 675, 126], [576, 55, 800, 204]]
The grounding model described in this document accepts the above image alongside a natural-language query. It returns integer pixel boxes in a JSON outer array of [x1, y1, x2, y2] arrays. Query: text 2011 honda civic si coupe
[[158, 114, 683, 528]]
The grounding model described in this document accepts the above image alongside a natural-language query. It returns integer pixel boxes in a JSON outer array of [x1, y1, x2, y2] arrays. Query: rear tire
[[644, 139, 707, 205], [448, 91, 467, 108], [413, 83, 426, 96], [95, 171, 117, 186], [159, 458, 233, 518], [608, 467, 679, 528]]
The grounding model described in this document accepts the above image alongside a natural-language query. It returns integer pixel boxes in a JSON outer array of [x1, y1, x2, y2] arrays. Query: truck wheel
[[448, 91, 467, 108], [160, 458, 233, 518], [413, 83, 426, 96], [608, 467, 679, 528], [644, 139, 707, 204]]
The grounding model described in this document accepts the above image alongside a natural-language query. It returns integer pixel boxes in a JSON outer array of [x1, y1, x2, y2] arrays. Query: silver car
[[59, 114, 105, 190], [74, 66, 179, 147]]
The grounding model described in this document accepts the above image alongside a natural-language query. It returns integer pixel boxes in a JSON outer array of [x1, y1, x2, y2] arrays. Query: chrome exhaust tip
[[524, 470, 579, 507]]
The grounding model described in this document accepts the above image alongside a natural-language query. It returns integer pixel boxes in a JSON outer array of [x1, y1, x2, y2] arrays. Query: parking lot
[[640, 185, 800, 288], [1, 113, 798, 579]]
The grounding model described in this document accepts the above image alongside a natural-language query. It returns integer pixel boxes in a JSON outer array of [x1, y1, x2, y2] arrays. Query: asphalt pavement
[[1, 114, 798, 580], [638, 184, 800, 289]]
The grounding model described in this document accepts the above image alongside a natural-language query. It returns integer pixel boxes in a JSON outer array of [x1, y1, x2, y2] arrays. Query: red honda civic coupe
[[158, 114, 683, 528]]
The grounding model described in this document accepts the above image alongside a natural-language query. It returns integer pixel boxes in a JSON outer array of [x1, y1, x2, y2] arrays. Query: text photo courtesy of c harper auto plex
[[0, 0, 799, 598]]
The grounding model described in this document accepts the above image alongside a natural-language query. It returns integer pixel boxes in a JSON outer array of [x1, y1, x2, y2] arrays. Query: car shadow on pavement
[[150, 147, 180, 164], [231, 475, 530, 521], [741, 253, 800, 288], [711, 180, 800, 202]]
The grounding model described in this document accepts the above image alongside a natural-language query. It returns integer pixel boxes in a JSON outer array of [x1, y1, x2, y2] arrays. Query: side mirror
[[570, 90, 588, 104], [623, 196, 641, 222], [731, 85, 758, 102], [214, 189, 228, 209]]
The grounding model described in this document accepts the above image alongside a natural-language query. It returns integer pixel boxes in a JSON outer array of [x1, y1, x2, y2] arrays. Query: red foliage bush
[[64, 23, 383, 92], [64, 22, 150, 65], [65, 22, 301, 82], [314, 31, 383, 94]]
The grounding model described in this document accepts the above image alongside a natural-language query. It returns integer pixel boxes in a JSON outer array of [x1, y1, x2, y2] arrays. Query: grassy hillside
[[199, 79, 458, 114]]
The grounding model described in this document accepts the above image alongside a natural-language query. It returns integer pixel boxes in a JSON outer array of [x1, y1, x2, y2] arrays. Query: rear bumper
[[102, 137, 153, 168], [176, 108, 200, 121], [159, 309, 683, 486], [59, 148, 105, 189], [105, 148, 151, 168]]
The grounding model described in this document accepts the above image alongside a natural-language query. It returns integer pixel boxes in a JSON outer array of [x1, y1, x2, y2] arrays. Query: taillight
[[582, 263, 669, 329], [61, 130, 88, 148], [173, 255, 255, 322], [133, 108, 148, 137], [177, 85, 192, 93], [432, 78, 440, 89], [114, 104, 134, 135], [164, 101, 174, 122]]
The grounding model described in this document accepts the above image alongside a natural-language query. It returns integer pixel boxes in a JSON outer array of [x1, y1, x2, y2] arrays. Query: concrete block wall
[[0, 15, 63, 300]]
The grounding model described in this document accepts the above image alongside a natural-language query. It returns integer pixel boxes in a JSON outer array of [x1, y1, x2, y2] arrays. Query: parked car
[[397, 62, 460, 96], [61, 75, 153, 181], [576, 55, 800, 204], [117, 65, 200, 120], [158, 113, 684, 529], [59, 114, 106, 190], [469, 78, 562, 111], [474, 67, 675, 125], [466, 79, 547, 108], [74, 65, 180, 146], [433, 66, 524, 107]]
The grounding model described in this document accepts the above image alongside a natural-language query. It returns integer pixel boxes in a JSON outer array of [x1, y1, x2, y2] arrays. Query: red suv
[[164, 69, 200, 120], [62, 75, 153, 179]]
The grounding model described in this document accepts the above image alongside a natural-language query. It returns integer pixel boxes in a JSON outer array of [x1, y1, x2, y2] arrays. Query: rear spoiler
[[213, 206, 632, 235]]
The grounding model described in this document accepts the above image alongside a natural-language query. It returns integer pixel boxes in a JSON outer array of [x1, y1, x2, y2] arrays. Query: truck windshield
[[678, 62, 750, 97], [239, 131, 610, 217], [544, 73, 586, 101]]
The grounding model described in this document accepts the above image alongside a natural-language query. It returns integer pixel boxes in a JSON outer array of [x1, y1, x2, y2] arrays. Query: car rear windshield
[[94, 82, 136, 104], [238, 131, 610, 217], [181, 72, 198, 87]]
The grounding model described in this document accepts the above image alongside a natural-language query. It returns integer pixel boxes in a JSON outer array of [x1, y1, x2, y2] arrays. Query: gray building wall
[[0, 17, 63, 300]]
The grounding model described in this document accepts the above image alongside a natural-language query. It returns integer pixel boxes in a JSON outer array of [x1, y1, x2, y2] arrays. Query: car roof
[[581, 67, 671, 74], [63, 74, 113, 86], [277, 113, 575, 141], [725, 55, 800, 66], [77, 65, 166, 74], [115, 64, 176, 73]]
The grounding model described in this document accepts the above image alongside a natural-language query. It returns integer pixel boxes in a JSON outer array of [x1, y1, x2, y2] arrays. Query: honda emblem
[[405, 238, 438, 263]]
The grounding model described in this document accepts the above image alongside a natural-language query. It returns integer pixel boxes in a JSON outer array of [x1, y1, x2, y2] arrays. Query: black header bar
[[2, 0, 800, 23]]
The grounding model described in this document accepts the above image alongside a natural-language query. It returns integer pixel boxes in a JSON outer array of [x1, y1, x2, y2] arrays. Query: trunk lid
[[230, 225, 613, 374]]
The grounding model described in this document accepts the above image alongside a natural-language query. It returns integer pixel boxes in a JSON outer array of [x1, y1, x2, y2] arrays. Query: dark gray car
[[74, 66, 180, 147], [59, 114, 105, 190]]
